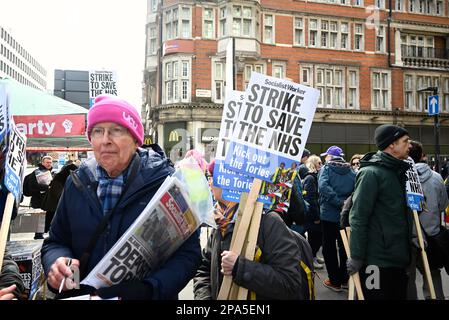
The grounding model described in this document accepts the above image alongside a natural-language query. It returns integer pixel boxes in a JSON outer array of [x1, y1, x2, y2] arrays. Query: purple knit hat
[[87, 95, 144, 146]]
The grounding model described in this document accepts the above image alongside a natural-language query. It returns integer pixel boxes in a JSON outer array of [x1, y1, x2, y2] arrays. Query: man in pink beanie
[[87, 95, 144, 146], [41, 94, 201, 300]]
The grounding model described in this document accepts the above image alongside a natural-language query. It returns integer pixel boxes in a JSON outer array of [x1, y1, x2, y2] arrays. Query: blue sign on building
[[428, 95, 439, 116]]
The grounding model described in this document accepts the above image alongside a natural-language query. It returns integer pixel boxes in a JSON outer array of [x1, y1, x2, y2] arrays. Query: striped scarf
[[213, 202, 239, 237], [96, 165, 128, 215]]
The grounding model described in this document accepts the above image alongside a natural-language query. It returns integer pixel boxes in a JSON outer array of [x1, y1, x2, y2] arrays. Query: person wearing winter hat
[[321, 146, 345, 164], [318, 145, 355, 292], [406, 140, 448, 300], [347, 124, 413, 299], [298, 148, 311, 179], [41, 94, 201, 300], [194, 159, 304, 300]]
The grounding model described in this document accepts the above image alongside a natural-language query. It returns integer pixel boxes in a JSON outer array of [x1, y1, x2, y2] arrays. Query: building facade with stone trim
[[142, 0, 449, 165]]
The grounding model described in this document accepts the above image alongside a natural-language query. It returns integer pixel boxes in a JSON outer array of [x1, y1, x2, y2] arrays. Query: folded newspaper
[[81, 158, 213, 289], [36, 170, 52, 186]]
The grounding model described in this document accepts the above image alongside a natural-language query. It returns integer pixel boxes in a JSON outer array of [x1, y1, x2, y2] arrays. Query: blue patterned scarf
[[96, 165, 128, 215]]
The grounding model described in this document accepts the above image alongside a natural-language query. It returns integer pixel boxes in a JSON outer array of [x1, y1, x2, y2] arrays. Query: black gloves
[[96, 280, 153, 300], [346, 258, 364, 276]]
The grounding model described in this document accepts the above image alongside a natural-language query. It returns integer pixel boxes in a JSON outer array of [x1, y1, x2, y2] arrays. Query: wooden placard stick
[[0, 193, 16, 272], [236, 201, 264, 300], [345, 227, 355, 300], [339, 229, 364, 300], [412, 210, 436, 299], [217, 178, 262, 300], [228, 192, 249, 299]]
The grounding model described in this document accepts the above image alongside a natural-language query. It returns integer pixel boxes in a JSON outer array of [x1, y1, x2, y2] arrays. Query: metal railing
[[401, 45, 449, 59]]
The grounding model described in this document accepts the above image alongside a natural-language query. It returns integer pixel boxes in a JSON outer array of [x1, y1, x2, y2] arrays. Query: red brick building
[[143, 0, 449, 165]]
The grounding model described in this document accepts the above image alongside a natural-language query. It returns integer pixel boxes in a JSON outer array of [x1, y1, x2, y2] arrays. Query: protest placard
[[224, 72, 319, 182], [404, 156, 436, 299], [4, 119, 27, 202], [0, 84, 27, 279], [404, 157, 424, 211], [213, 90, 254, 201], [218, 73, 319, 300], [89, 70, 118, 107]]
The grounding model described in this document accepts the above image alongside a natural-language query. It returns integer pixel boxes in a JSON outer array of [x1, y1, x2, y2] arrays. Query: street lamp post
[[418, 86, 440, 173]]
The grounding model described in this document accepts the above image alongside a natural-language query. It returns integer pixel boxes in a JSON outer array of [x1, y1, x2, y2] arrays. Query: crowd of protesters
[[2, 93, 448, 300]]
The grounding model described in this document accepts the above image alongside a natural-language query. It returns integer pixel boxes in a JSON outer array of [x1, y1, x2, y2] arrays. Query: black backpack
[[252, 217, 316, 300], [289, 228, 316, 300], [22, 172, 34, 197]]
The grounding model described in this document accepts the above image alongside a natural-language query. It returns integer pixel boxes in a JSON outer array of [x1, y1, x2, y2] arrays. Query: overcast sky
[[0, 0, 147, 110]]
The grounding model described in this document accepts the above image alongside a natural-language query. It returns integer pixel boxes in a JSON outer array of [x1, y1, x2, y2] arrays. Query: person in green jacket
[[347, 124, 413, 300]]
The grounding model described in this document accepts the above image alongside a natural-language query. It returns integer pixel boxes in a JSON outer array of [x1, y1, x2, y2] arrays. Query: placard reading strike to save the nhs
[[404, 157, 424, 211], [224, 73, 319, 182], [213, 90, 254, 194], [213, 90, 271, 204]]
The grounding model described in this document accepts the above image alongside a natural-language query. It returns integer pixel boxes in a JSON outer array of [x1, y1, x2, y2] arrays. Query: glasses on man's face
[[90, 126, 128, 139], [352, 162, 360, 167]]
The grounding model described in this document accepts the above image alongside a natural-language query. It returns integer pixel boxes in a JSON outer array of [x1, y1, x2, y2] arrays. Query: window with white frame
[[272, 62, 286, 79], [308, 18, 350, 50], [164, 58, 191, 103], [220, 7, 227, 37], [164, 8, 178, 40], [309, 19, 318, 47], [341, 22, 349, 50], [396, 0, 404, 10], [436, 0, 443, 14], [164, 6, 191, 40], [416, 0, 437, 13], [150, 0, 158, 13], [443, 77, 449, 113], [321, 20, 329, 47], [410, 0, 416, 11], [264, 14, 274, 44], [232, 5, 253, 37], [404, 74, 414, 111], [300, 66, 311, 85], [375, 0, 385, 8], [203, 8, 215, 38], [375, 26, 385, 53], [148, 26, 157, 55], [244, 63, 265, 88], [316, 66, 345, 108], [348, 69, 359, 109], [404, 74, 445, 112], [181, 7, 191, 38], [354, 23, 364, 51], [372, 70, 390, 110], [294, 17, 304, 46], [330, 21, 338, 49], [416, 75, 439, 111], [256, 9, 260, 40], [353, 0, 364, 5], [401, 35, 434, 58], [213, 61, 225, 102]]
